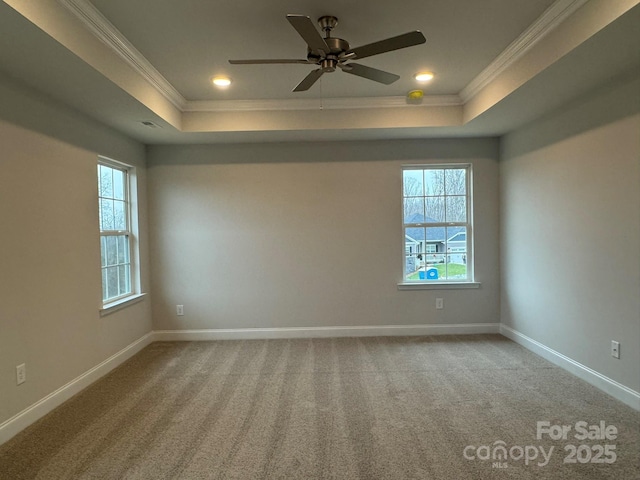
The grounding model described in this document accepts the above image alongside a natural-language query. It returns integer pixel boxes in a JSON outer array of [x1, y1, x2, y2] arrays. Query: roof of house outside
[[405, 213, 465, 242]]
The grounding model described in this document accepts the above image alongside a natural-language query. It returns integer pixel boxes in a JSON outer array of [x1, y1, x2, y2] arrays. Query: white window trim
[[397, 282, 481, 290], [98, 156, 142, 310], [100, 293, 147, 316], [400, 163, 476, 287]]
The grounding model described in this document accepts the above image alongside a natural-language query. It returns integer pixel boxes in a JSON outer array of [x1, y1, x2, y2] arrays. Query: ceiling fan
[[229, 14, 426, 92]]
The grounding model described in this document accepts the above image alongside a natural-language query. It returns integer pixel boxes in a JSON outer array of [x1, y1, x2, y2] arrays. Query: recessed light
[[414, 72, 434, 82], [212, 76, 232, 87]]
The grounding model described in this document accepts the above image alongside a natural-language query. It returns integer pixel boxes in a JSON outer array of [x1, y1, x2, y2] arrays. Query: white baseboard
[[153, 323, 500, 341], [4, 323, 633, 449], [0, 332, 154, 446], [500, 325, 640, 411]]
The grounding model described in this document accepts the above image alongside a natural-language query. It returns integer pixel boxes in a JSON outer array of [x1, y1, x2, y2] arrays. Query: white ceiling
[[1, 0, 639, 144]]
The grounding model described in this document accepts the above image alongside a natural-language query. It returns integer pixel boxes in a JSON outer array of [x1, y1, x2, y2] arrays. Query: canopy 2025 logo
[[463, 420, 618, 469]]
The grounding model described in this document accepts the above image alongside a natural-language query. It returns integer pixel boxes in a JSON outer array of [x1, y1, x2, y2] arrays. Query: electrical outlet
[[16, 364, 26, 385], [436, 298, 444, 310], [611, 341, 620, 359], [176, 305, 184, 316]]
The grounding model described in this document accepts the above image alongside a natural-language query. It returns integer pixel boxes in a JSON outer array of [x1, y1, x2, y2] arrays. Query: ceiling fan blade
[[293, 69, 324, 92], [340, 63, 399, 84], [347, 31, 426, 60], [229, 59, 310, 65], [287, 14, 330, 54]]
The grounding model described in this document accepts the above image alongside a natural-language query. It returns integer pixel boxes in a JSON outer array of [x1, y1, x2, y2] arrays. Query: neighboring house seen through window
[[98, 159, 136, 304], [403, 165, 472, 282]]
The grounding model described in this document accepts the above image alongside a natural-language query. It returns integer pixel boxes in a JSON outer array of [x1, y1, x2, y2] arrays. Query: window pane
[[445, 169, 466, 195], [118, 265, 130, 295], [446, 196, 467, 222], [99, 165, 113, 198], [425, 227, 446, 265], [100, 199, 114, 230], [446, 227, 467, 253], [405, 254, 419, 280], [425, 197, 445, 222], [405, 227, 425, 246], [100, 236, 107, 267], [424, 169, 444, 196], [403, 170, 423, 197], [125, 266, 131, 293], [117, 235, 129, 264], [101, 269, 108, 301], [112, 169, 125, 200], [106, 266, 118, 299], [440, 262, 467, 281], [105, 236, 118, 266], [404, 197, 424, 223], [113, 200, 126, 230], [444, 227, 467, 280]]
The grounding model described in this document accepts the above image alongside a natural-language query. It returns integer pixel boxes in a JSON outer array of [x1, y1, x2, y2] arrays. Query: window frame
[[98, 156, 140, 309], [400, 163, 475, 286]]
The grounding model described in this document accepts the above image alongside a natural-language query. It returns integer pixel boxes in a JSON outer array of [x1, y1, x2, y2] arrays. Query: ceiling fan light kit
[[229, 14, 426, 92]]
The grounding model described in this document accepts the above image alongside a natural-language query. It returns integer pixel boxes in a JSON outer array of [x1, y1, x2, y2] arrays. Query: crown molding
[[184, 95, 462, 112], [459, 0, 589, 102], [57, 0, 187, 110], [57, 0, 586, 115]]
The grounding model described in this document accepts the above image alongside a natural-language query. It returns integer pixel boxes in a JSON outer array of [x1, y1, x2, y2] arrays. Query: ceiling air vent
[[140, 120, 162, 128]]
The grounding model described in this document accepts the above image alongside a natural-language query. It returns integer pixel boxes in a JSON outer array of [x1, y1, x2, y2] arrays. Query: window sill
[[100, 293, 147, 316], [397, 282, 481, 290]]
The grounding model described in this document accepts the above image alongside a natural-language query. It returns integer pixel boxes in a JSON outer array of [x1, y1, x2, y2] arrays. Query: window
[[98, 159, 136, 304], [403, 165, 472, 282]]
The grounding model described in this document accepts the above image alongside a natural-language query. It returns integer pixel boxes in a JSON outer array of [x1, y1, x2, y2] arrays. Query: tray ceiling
[[0, 0, 638, 143]]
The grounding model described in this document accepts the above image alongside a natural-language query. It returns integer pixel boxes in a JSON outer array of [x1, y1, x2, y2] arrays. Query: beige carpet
[[0, 335, 638, 479]]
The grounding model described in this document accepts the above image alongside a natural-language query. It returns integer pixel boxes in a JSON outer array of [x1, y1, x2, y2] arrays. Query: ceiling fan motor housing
[[307, 37, 350, 71]]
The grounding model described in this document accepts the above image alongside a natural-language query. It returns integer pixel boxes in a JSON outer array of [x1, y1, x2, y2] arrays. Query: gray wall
[[500, 72, 640, 392], [147, 138, 500, 331], [0, 73, 152, 425]]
